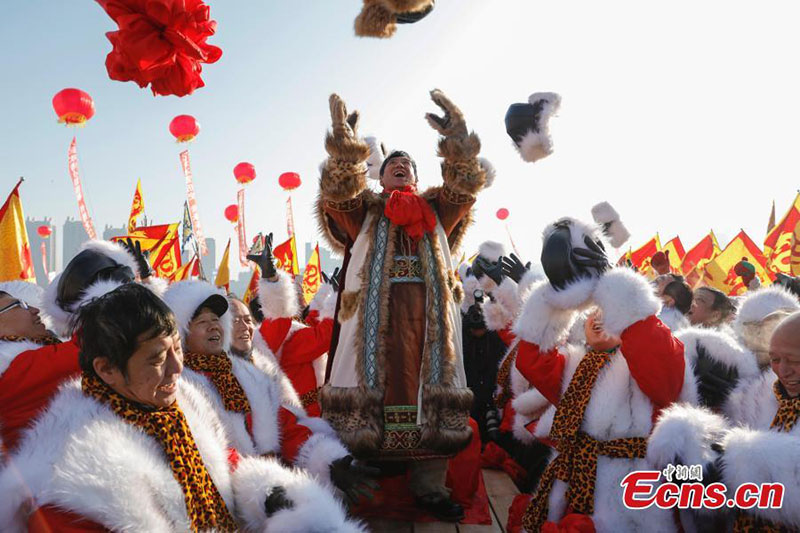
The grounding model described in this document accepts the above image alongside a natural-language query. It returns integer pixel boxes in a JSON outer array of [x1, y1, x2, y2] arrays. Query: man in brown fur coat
[[318, 90, 486, 521]]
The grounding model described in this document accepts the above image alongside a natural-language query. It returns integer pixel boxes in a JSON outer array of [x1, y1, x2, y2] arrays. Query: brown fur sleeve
[[320, 127, 371, 203], [438, 132, 486, 196]]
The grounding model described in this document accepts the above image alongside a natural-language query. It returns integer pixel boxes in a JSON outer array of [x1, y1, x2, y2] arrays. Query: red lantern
[[37, 225, 52, 238], [234, 162, 256, 185], [278, 172, 301, 191], [169, 115, 200, 143], [52, 88, 95, 125], [496, 208, 510, 220], [224, 204, 239, 223]]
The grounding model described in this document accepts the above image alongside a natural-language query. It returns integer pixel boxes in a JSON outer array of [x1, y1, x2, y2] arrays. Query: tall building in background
[[200, 237, 216, 281], [304, 241, 341, 275], [102, 224, 127, 241], [62, 217, 89, 269], [229, 270, 253, 298], [25, 217, 57, 287]]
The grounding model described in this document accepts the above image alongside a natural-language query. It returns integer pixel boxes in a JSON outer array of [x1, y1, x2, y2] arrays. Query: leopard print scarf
[[81, 372, 236, 532], [184, 352, 251, 414], [523, 349, 648, 532], [770, 380, 800, 432], [494, 344, 518, 409], [0, 334, 61, 345]]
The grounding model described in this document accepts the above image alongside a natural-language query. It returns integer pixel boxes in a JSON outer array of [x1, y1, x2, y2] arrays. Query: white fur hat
[[732, 286, 800, 361], [591, 201, 631, 249], [365, 136, 386, 181], [40, 239, 142, 338], [0, 281, 44, 308], [478, 241, 506, 263], [508, 92, 561, 163], [162, 280, 232, 352]]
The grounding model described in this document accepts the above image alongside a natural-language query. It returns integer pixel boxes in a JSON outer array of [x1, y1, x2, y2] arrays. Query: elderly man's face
[[185, 308, 224, 355], [380, 156, 416, 192], [0, 293, 48, 338], [229, 299, 255, 357], [95, 331, 183, 408], [770, 315, 800, 398]]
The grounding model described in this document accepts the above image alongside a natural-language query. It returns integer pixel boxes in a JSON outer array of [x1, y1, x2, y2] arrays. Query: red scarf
[[384, 186, 436, 241]]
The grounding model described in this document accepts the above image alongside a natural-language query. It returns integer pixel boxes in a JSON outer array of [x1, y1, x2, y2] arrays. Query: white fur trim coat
[[0, 378, 362, 532]]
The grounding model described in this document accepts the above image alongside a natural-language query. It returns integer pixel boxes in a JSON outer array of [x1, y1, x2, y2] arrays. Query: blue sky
[[3, 1, 800, 275]]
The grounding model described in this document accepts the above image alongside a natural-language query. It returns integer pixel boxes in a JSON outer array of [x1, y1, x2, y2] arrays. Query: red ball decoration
[[37, 225, 52, 238], [169, 115, 200, 142], [52, 88, 95, 125], [278, 172, 301, 191], [234, 162, 256, 185], [224, 204, 239, 223], [496, 208, 510, 220]]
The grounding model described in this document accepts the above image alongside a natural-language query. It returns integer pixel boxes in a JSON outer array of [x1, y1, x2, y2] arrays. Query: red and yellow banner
[[764, 193, 800, 275], [662, 236, 686, 272], [703, 230, 774, 296], [681, 231, 721, 277], [67, 137, 97, 239], [242, 266, 260, 304], [237, 188, 248, 267], [179, 150, 208, 256], [0, 180, 35, 282], [215, 239, 231, 291], [111, 223, 181, 279], [626, 235, 661, 278], [127, 179, 145, 233], [168, 255, 199, 282], [302, 244, 322, 305], [286, 196, 296, 238], [274, 235, 300, 277]]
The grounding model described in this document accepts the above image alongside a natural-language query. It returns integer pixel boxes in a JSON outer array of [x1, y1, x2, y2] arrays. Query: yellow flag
[[661, 237, 686, 272], [703, 231, 773, 295], [0, 180, 35, 282], [302, 244, 322, 305], [764, 192, 800, 274], [127, 179, 145, 233], [274, 235, 300, 276], [215, 239, 231, 291]]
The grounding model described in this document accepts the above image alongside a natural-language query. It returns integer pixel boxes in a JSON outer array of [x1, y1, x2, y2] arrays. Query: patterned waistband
[[389, 255, 423, 283]]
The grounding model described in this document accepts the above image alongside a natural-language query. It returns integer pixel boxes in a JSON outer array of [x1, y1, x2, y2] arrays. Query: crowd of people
[[1, 89, 800, 532]]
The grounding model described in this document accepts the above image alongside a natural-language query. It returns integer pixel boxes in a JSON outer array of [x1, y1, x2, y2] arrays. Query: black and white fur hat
[[162, 280, 233, 353], [41, 240, 146, 338]]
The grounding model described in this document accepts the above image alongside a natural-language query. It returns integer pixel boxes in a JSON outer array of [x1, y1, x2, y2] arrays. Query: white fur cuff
[[593, 268, 660, 337], [647, 403, 728, 470], [294, 433, 349, 487], [258, 270, 300, 319]]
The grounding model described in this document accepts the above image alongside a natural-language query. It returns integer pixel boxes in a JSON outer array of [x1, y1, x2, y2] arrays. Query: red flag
[[273, 235, 299, 277], [681, 231, 721, 276]]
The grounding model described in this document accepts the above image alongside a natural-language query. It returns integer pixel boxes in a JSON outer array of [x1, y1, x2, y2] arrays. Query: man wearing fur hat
[[0, 283, 363, 532], [248, 233, 338, 418], [0, 239, 156, 459], [313, 90, 484, 520], [162, 279, 377, 504], [513, 217, 690, 532]]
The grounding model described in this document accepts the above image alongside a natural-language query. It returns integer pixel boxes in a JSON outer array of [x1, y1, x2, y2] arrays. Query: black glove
[[264, 486, 293, 516], [500, 253, 531, 284], [329, 455, 381, 504], [121, 237, 152, 279], [541, 222, 609, 291], [247, 233, 277, 279], [474, 256, 504, 285], [323, 267, 342, 292]]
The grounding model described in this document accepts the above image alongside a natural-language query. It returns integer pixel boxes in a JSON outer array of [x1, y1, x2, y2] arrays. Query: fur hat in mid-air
[[505, 92, 561, 163], [355, 0, 435, 38]]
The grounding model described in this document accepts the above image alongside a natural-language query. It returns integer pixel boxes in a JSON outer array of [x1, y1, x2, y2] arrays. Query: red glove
[[651, 250, 671, 275]]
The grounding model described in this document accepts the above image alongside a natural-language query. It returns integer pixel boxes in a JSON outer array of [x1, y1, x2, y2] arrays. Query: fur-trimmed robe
[[0, 378, 364, 532], [0, 338, 80, 460], [256, 273, 336, 417], [181, 353, 349, 488], [317, 122, 485, 458], [514, 269, 692, 532], [649, 372, 800, 530]]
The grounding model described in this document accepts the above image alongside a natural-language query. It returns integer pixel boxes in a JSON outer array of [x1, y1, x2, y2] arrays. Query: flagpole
[[504, 222, 520, 257]]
